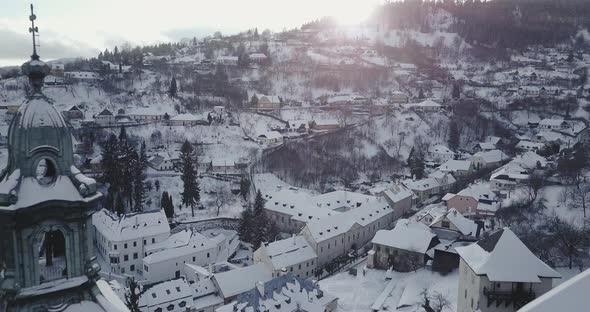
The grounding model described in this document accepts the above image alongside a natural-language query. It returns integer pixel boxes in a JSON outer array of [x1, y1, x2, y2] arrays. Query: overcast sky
[[0, 0, 381, 66]]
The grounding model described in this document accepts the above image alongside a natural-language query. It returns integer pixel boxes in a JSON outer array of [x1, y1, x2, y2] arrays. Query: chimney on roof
[[292, 234, 296, 245]]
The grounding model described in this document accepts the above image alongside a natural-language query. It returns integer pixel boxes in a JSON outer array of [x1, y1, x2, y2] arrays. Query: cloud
[[0, 27, 99, 63]]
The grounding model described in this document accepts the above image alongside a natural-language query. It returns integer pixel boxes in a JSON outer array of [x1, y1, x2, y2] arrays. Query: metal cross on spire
[[29, 3, 40, 60]]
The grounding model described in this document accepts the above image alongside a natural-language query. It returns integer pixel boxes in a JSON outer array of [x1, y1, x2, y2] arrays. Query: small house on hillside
[[257, 131, 283, 145], [310, 119, 340, 131], [253, 94, 281, 110]]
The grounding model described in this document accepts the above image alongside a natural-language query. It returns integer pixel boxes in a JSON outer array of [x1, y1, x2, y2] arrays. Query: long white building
[[300, 197, 395, 267], [142, 229, 239, 283], [92, 209, 170, 275]]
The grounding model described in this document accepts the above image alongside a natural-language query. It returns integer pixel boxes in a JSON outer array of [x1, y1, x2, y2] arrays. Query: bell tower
[[0, 5, 127, 312]]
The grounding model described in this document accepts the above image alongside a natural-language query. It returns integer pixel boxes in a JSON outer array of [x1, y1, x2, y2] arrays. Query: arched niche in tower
[[29, 222, 73, 286]]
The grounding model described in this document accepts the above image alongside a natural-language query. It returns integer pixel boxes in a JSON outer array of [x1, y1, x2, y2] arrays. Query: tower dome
[[0, 53, 99, 208]]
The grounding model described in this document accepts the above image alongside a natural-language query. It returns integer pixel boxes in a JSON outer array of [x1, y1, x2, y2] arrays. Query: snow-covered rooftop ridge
[[371, 218, 436, 253], [455, 228, 560, 283], [518, 268, 590, 312], [139, 278, 192, 309], [212, 263, 273, 299], [143, 230, 224, 264], [381, 183, 414, 203], [429, 144, 454, 155], [456, 183, 496, 201], [471, 149, 509, 163], [439, 159, 472, 171], [429, 208, 479, 236], [91, 208, 170, 243], [220, 274, 337, 312], [263, 236, 317, 270], [304, 197, 391, 242], [170, 113, 200, 121]]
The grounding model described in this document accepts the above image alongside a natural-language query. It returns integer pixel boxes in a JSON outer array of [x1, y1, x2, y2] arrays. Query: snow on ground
[[253, 173, 318, 197], [537, 185, 586, 223], [319, 263, 457, 312], [238, 112, 285, 137], [146, 175, 246, 222]]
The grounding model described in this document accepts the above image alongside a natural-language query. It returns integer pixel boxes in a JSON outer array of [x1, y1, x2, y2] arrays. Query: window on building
[[166, 289, 171, 295], [144, 265, 149, 272], [441, 220, 450, 228], [298, 264, 301, 269], [175, 270, 180, 278], [121, 268, 125, 273], [124, 255, 129, 262], [130, 265, 135, 272], [167, 304, 174, 311], [152, 238, 155, 243], [290, 267, 293, 272], [207, 253, 210, 258], [179, 301, 186, 308], [155, 308, 162, 312], [133, 253, 138, 259], [114, 244, 117, 250], [133, 241, 137, 247], [193, 256, 196, 262], [143, 240, 146, 245], [124, 243, 128, 249]]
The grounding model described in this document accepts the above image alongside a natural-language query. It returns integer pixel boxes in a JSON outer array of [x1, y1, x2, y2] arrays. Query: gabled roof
[[139, 278, 192, 309], [439, 159, 472, 172], [262, 236, 317, 270], [455, 228, 560, 283], [97, 108, 113, 116], [471, 149, 509, 164], [212, 264, 273, 299], [429, 208, 479, 236], [371, 219, 436, 254], [381, 183, 414, 204], [518, 269, 590, 312], [92, 208, 170, 242]]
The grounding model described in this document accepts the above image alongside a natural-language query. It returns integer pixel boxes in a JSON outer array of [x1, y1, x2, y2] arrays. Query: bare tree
[[214, 184, 231, 216], [571, 183, 590, 218], [526, 172, 545, 203]]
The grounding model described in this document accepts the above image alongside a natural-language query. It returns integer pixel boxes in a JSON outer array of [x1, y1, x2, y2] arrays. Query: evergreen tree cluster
[[101, 126, 147, 215], [161, 191, 175, 218], [180, 140, 201, 217], [238, 191, 278, 248]]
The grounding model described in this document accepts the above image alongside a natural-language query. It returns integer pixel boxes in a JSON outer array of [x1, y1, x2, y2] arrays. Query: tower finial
[[29, 3, 40, 60], [22, 3, 49, 94]]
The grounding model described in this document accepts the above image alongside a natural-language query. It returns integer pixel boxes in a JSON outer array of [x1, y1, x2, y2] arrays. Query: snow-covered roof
[[429, 144, 454, 156], [312, 119, 339, 126], [406, 99, 441, 108], [476, 142, 495, 150], [404, 177, 440, 192], [381, 183, 414, 204], [490, 163, 529, 182], [457, 183, 495, 201], [455, 228, 560, 283], [256, 94, 281, 103], [92, 208, 170, 243], [212, 264, 273, 299], [288, 119, 309, 128], [97, 109, 113, 116], [139, 278, 193, 309], [485, 136, 501, 145], [429, 208, 479, 236], [439, 159, 472, 172], [518, 269, 590, 312], [218, 274, 336, 312], [170, 113, 199, 121], [371, 219, 436, 254], [511, 151, 547, 169], [143, 230, 223, 264], [258, 131, 283, 140], [471, 149, 509, 164], [539, 118, 567, 127], [304, 197, 392, 243], [516, 140, 545, 150], [262, 236, 317, 270]]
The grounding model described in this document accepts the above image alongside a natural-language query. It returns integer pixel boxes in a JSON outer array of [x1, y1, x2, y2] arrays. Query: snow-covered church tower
[[0, 5, 127, 312]]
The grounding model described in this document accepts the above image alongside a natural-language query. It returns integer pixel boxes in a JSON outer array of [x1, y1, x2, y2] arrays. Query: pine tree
[[161, 191, 174, 218], [124, 277, 141, 312], [238, 205, 254, 244], [132, 141, 147, 212], [169, 77, 178, 98], [418, 88, 425, 99], [448, 119, 460, 151], [180, 140, 200, 217], [250, 190, 275, 248], [452, 84, 461, 99]]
